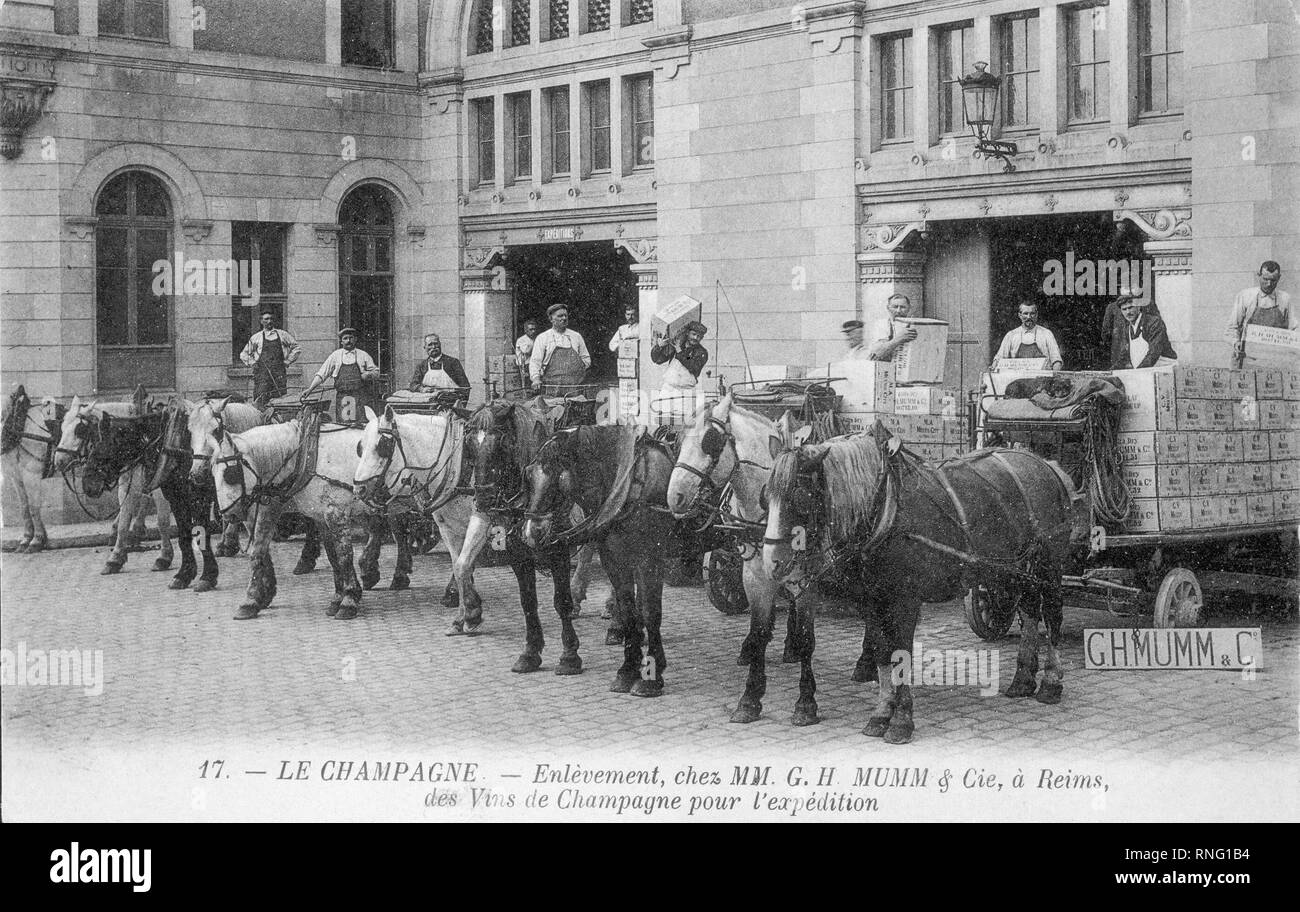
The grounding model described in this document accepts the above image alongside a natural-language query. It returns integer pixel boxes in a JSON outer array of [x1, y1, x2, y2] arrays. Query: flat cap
[[841, 320, 864, 333], [338, 327, 358, 337], [546, 303, 569, 318]]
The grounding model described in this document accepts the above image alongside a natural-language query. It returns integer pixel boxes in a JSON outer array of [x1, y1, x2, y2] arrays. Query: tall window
[[338, 187, 395, 379], [998, 13, 1039, 129], [98, 0, 166, 40], [586, 0, 611, 33], [583, 80, 611, 174], [95, 171, 174, 390], [229, 224, 288, 364], [545, 86, 571, 177], [626, 74, 654, 170], [509, 93, 532, 181], [547, 0, 570, 40], [471, 0, 494, 54], [341, 0, 395, 68], [510, 0, 531, 47], [1138, 0, 1185, 114], [472, 98, 496, 186], [1066, 4, 1110, 124], [937, 23, 974, 135], [879, 33, 913, 142]]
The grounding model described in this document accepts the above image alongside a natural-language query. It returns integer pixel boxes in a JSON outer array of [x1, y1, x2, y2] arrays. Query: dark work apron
[[1248, 305, 1288, 328], [541, 344, 587, 397], [335, 358, 365, 423], [254, 332, 287, 405], [1015, 341, 1046, 359]]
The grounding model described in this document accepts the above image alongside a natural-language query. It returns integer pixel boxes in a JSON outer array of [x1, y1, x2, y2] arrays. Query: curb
[[2, 528, 163, 553]]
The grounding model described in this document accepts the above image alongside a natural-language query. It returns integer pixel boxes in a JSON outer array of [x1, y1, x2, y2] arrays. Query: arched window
[[95, 171, 175, 391], [338, 185, 396, 382]]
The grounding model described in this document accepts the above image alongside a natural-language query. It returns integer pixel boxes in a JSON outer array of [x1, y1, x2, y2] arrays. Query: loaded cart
[[972, 367, 1300, 638]]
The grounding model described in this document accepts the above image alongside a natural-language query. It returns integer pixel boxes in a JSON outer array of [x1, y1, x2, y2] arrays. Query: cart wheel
[[1153, 567, 1203, 628], [964, 585, 1017, 640], [706, 549, 749, 616]]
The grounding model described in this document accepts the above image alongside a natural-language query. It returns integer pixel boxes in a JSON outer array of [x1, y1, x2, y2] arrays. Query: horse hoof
[[604, 629, 623, 647], [862, 716, 891, 738], [851, 663, 877, 683], [326, 601, 341, 617], [630, 678, 664, 698], [360, 573, 380, 591], [334, 604, 358, 621], [193, 579, 215, 593], [570, 603, 582, 618], [883, 723, 915, 745], [389, 576, 410, 591], [600, 599, 614, 620], [233, 605, 260, 620], [292, 560, 315, 575], [101, 563, 123, 575], [444, 621, 465, 636], [168, 577, 190, 590], [555, 655, 583, 676], [24, 540, 46, 554], [729, 703, 762, 724], [440, 591, 460, 608], [464, 620, 484, 637], [1004, 679, 1037, 698], [1035, 681, 1063, 705], [511, 653, 543, 674], [791, 706, 820, 727], [609, 671, 637, 694], [151, 558, 172, 572]]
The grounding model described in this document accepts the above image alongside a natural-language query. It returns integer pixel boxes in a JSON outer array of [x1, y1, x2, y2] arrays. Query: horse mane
[[229, 422, 298, 479], [820, 437, 884, 540], [770, 436, 882, 541], [219, 401, 265, 433]]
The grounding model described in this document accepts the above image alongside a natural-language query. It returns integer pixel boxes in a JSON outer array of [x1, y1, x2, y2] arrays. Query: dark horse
[[522, 425, 678, 696], [465, 399, 581, 675], [762, 426, 1079, 743]]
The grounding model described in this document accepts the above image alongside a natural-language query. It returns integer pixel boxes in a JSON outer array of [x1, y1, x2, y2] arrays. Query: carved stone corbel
[[406, 224, 427, 246], [861, 221, 926, 252], [65, 215, 97, 240], [419, 67, 464, 116], [644, 27, 692, 80], [615, 237, 658, 264], [181, 219, 214, 243], [314, 223, 342, 246], [463, 245, 506, 270], [1114, 208, 1191, 241], [1, 59, 55, 160]]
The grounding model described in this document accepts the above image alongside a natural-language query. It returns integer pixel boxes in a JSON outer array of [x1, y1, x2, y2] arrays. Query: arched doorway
[[338, 184, 396, 385], [94, 170, 176, 391]]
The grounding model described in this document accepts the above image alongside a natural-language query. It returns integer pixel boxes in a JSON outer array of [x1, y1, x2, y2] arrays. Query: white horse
[[53, 396, 175, 575], [207, 417, 404, 620], [354, 405, 483, 634], [1, 387, 63, 552], [667, 394, 820, 724]]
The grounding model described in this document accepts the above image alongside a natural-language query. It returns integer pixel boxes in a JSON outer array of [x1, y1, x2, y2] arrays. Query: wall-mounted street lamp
[[959, 61, 1020, 173]]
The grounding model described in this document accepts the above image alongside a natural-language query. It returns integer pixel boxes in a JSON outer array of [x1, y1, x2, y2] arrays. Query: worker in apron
[[409, 333, 472, 405], [651, 321, 709, 424], [239, 311, 302, 407], [1227, 262, 1294, 368], [529, 304, 592, 398], [993, 301, 1064, 370], [300, 327, 380, 422]]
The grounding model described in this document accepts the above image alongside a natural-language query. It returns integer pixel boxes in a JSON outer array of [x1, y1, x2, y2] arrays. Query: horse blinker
[[223, 463, 243, 485]]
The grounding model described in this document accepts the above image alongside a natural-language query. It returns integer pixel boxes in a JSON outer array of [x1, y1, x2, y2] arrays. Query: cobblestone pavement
[[2, 538, 1297, 821]]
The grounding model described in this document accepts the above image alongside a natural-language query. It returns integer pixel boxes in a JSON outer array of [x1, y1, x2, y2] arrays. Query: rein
[[357, 416, 461, 510], [675, 413, 772, 539]]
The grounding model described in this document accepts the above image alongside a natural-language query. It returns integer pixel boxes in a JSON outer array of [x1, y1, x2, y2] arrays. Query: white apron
[[654, 358, 700, 425], [1128, 325, 1150, 368], [422, 364, 455, 389]]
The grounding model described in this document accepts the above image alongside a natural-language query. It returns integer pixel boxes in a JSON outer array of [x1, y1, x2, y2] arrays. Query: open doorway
[[507, 242, 638, 382], [989, 213, 1150, 371]]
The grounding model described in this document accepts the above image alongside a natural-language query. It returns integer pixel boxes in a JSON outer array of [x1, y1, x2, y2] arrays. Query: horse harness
[[213, 411, 332, 517], [3, 396, 66, 479], [354, 414, 466, 513], [673, 414, 774, 538]]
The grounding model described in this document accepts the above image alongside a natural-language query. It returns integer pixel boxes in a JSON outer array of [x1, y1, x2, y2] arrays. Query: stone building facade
[[1, 0, 1296, 515]]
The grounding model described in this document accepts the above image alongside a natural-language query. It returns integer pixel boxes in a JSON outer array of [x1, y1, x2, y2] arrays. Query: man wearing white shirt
[[608, 304, 640, 352], [239, 310, 302, 405], [1227, 261, 1294, 367], [515, 318, 540, 387], [866, 294, 919, 361], [529, 304, 592, 395], [300, 327, 380, 413], [994, 302, 1064, 370]]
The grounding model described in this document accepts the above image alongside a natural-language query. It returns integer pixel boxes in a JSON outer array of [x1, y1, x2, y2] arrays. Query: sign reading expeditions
[[539, 227, 580, 241], [1084, 628, 1264, 670]]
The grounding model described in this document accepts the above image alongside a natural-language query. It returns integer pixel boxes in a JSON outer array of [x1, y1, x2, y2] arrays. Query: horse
[[522, 425, 678, 696], [206, 416, 409, 620], [53, 396, 176, 575], [666, 394, 830, 726], [353, 404, 484, 634], [458, 398, 582, 672], [1, 386, 65, 553], [762, 426, 1078, 743]]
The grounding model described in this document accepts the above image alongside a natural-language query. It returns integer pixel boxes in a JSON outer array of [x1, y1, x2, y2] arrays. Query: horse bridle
[[354, 418, 456, 509], [55, 411, 98, 466], [211, 421, 299, 518], [674, 414, 771, 529]]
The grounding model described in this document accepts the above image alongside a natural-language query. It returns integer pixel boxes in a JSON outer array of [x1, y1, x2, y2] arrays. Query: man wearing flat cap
[[842, 319, 868, 358], [651, 320, 709, 421], [301, 327, 380, 415], [529, 303, 592, 395]]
